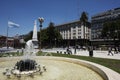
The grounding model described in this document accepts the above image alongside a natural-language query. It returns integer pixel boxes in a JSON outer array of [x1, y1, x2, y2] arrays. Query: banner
[[8, 21, 20, 28]]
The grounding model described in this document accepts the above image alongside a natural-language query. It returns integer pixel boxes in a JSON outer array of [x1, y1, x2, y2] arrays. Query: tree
[[80, 11, 88, 26], [38, 22, 62, 48], [102, 21, 120, 39], [101, 20, 120, 46], [46, 22, 62, 47], [46, 22, 55, 47], [80, 11, 89, 47], [24, 31, 33, 42], [40, 29, 48, 42], [24, 22, 62, 48], [115, 20, 120, 41]]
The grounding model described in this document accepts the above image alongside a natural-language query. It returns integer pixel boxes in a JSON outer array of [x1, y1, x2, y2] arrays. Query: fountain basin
[[0, 56, 110, 80], [15, 59, 37, 71]]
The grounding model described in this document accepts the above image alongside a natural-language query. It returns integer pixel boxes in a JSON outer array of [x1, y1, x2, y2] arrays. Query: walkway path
[[42, 48, 120, 60]]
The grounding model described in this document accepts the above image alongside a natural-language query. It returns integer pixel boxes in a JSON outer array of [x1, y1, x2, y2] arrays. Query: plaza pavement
[[42, 48, 120, 60]]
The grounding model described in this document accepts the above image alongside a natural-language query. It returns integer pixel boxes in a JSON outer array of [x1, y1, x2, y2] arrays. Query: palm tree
[[80, 11, 88, 39], [80, 11, 88, 47]]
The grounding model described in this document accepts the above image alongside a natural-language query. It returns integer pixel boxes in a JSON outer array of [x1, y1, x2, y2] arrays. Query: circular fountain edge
[[35, 56, 120, 80], [1, 56, 120, 80]]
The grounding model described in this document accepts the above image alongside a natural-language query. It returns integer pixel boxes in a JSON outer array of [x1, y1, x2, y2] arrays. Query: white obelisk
[[32, 20, 38, 48]]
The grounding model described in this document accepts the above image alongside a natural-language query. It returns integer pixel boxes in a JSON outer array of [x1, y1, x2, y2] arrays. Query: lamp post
[[38, 17, 44, 51]]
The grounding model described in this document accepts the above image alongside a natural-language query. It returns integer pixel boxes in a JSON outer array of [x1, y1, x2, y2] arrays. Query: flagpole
[[7, 21, 20, 49]]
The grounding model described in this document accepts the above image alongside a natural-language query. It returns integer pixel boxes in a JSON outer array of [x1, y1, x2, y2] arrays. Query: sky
[[0, 0, 120, 37]]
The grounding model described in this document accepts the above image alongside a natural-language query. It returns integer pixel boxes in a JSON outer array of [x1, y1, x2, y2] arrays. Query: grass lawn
[[37, 52, 120, 74]]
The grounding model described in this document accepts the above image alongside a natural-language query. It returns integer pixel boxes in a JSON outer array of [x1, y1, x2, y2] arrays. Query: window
[[73, 30, 76, 32], [78, 29, 81, 31], [78, 32, 81, 34], [73, 33, 76, 35], [73, 36, 76, 39], [78, 36, 81, 39]]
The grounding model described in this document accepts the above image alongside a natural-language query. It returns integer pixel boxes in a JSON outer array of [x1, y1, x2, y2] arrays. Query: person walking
[[67, 48, 72, 55], [74, 46, 76, 54], [114, 47, 118, 54], [118, 46, 120, 53], [108, 47, 114, 56], [88, 46, 93, 57]]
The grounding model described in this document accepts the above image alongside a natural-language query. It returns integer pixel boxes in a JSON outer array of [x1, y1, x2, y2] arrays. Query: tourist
[[74, 46, 77, 54], [117, 47, 120, 54], [66, 48, 69, 54], [88, 46, 93, 57], [21, 48, 24, 53], [108, 47, 114, 56], [114, 47, 118, 54], [66, 48, 72, 55]]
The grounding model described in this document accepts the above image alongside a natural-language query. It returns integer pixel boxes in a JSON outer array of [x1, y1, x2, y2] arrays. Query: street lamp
[[38, 17, 44, 51]]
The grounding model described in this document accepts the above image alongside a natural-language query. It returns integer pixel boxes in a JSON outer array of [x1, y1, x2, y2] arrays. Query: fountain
[[1, 38, 107, 80], [1, 20, 116, 80], [23, 40, 35, 58], [2, 20, 46, 79], [1, 56, 108, 80], [15, 59, 37, 72]]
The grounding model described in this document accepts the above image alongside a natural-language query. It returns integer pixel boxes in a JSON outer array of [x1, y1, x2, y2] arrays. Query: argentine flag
[[8, 21, 20, 28]]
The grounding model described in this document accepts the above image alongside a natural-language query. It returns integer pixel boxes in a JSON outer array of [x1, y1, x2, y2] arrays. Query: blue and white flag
[[8, 21, 20, 28]]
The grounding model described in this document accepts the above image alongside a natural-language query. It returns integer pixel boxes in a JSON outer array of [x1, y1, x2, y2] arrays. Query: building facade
[[55, 20, 91, 40], [91, 7, 120, 49], [0, 35, 6, 47], [0, 35, 20, 48], [91, 7, 120, 40], [55, 20, 91, 46]]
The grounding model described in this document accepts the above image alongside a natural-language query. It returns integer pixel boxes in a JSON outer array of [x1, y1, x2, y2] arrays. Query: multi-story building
[[55, 20, 91, 46], [0, 35, 20, 48], [0, 35, 6, 47], [91, 7, 120, 40], [91, 7, 120, 49]]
